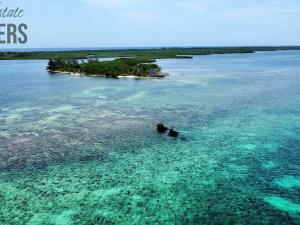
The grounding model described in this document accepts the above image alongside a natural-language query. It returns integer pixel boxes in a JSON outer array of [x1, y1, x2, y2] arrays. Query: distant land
[[1, 46, 300, 60]]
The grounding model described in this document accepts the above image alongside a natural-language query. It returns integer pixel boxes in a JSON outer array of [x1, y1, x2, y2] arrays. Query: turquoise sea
[[1, 51, 300, 224]]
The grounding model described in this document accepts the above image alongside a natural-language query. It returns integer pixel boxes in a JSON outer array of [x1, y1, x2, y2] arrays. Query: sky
[[1, 0, 300, 48]]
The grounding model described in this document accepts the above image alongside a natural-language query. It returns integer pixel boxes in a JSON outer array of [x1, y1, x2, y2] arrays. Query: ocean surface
[[0, 51, 300, 225]]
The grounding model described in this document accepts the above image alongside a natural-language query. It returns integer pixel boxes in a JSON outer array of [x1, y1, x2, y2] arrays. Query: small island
[[47, 58, 166, 78]]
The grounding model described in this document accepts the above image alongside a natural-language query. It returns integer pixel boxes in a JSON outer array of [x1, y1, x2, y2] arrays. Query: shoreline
[[48, 70, 167, 79]]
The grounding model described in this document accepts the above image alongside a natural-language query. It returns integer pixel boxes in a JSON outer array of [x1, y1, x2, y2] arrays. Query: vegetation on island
[[47, 58, 165, 78], [1, 46, 300, 60], [3, 46, 300, 78]]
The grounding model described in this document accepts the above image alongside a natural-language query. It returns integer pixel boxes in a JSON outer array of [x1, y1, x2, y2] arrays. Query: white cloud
[[80, 0, 300, 22], [81, 0, 141, 9], [219, 1, 300, 18], [80, 0, 159, 21]]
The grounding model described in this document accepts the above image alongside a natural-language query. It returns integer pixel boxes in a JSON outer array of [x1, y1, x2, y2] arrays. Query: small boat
[[157, 123, 168, 133], [169, 127, 179, 138]]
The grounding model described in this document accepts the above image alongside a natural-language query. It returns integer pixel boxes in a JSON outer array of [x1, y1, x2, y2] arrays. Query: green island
[[47, 58, 165, 78], [2, 46, 300, 77]]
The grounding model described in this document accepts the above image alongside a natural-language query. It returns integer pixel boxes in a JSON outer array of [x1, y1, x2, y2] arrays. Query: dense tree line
[[2, 46, 300, 60], [47, 58, 163, 77]]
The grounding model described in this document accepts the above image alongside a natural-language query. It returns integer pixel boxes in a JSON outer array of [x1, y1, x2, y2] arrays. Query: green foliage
[[2, 46, 300, 60], [47, 58, 163, 77]]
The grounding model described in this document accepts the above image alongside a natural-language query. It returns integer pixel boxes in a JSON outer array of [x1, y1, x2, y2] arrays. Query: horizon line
[[1, 45, 300, 53]]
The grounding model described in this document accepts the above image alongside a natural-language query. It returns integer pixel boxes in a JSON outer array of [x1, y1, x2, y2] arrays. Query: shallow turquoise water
[[1, 51, 300, 224]]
